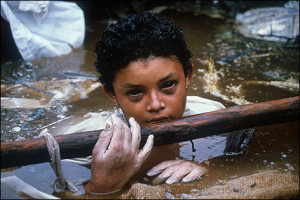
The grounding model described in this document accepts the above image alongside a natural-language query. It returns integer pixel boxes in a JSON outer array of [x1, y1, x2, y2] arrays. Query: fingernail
[[105, 122, 111, 129], [166, 179, 173, 184], [147, 171, 154, 176], [128, 117, 133, 123]]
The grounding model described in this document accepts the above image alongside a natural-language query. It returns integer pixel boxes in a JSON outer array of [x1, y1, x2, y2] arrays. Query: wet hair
[[95, 12, 192, 94]]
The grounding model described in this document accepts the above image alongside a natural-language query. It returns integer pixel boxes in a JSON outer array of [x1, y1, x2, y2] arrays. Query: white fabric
[[183, 96, 225, 117], [18, 1, 50, 23], [1, 1, 85, 60]]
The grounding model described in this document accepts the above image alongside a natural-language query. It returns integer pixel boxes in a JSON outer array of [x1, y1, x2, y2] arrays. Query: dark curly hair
[[95, 12, 193, 94]]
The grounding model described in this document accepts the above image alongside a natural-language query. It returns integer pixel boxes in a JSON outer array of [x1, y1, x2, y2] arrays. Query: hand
[[84, 114, 154, 194], [147, 159, 206, 184]]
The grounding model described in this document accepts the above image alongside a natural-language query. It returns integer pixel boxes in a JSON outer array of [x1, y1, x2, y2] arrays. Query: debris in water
[[62, 71, 98, 80], [1, 175, 59, 199], [245, 78, 299, 94], [12, 127, 21, 132], [224, 128, 255, 155], [204, 160, 210, 166], [1, 79, 102, 109], [284, 163, 295, 171], [28, 108, 45, 122], [39, 116, 71, 130], [216, 31, 232, 41], [199, 57, 252, 105], [1, 97, 46, 109], [235, 3, 299, 42]]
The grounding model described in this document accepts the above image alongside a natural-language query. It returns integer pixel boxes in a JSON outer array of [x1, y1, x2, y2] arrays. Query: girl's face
[[106, 57, 193, 125]]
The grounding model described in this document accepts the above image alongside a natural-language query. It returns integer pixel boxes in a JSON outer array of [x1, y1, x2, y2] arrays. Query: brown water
[[1, 9, 299, 199]]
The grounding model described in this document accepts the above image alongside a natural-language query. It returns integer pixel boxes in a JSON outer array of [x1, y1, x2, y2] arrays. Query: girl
[[81, 12, 225, 194]]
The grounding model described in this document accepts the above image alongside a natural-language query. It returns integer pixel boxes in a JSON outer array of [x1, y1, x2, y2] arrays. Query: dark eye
[[162, 81, 177, 90], [127, 89, 143, 97], [127, 89, 143, 102]]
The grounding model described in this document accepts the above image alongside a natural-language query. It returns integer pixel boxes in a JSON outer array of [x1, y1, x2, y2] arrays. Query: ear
[[102, 86, 118, 105], [185, 63, 194, 86]]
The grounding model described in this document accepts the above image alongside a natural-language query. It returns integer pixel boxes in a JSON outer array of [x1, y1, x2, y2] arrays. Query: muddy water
[[1, 10, 299, 199]]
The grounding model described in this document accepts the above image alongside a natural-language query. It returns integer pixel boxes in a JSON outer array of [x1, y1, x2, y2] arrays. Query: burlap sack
[[122, 170, 299, 199]]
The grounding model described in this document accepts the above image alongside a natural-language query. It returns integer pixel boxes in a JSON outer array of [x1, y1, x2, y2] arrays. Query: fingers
[[137, 134, 154, 163], [129, 117, 141, 151], [182, 168, 204, 182], [165, 168, 191, 184], [151, 168, 176, 184], [104, 114, 129, 155], [148, 160, 184, 184], [147, 160, 206, 185], [147, 160, 183, 176], [93, 121, 113, 156]]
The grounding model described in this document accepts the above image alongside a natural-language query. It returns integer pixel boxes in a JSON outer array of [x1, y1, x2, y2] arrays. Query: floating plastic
[[235, 1, 299, 42]]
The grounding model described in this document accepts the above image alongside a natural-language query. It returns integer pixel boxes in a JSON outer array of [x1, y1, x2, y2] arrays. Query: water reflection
[[179, 135, 228, 163]]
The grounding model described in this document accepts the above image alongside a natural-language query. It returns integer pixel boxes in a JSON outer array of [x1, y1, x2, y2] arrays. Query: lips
[[148, 116, 170, 122]]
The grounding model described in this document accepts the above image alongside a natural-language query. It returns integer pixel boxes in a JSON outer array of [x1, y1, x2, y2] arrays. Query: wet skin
[[85, 57, 206, 194], [109, 56, 191, 124]]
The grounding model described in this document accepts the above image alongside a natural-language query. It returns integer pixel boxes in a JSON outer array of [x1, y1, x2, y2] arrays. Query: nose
[[147, 90, 165, 112]]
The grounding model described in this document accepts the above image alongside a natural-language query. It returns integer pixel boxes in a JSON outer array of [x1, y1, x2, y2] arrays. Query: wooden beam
[[1, 96, 299, 169]]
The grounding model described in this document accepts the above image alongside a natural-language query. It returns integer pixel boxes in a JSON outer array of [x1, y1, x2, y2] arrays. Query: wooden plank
[[1, 96, 299, 169]]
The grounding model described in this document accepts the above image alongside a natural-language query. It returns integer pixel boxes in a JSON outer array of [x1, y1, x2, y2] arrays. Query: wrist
[[84, 177, 123, 195]]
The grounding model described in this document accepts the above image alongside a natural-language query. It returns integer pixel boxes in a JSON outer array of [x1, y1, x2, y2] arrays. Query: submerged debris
[[1, 97, 46, 109], [224, 128, 255, 155], [12, 127, 21, 132], [1, 78, 102, 109], [1, 176, 59, 199], [245, 78, 299, 93]]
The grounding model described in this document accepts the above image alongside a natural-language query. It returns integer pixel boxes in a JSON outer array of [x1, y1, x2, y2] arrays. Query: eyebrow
[[122, 73, 177, 89], [159, 73, 176, 83]]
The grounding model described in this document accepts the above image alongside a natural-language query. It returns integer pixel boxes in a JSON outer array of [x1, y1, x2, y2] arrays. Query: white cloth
[[183, 96, 225, 117], [1, 1, 85, 60]]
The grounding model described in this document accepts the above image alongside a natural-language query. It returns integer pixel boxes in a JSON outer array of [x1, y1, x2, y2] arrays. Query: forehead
[[114, 57, 185, 85]]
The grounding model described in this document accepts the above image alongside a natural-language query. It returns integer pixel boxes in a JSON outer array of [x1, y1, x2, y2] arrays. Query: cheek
[[119, 102, 146, 123], [167, 87, 187, 118]]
